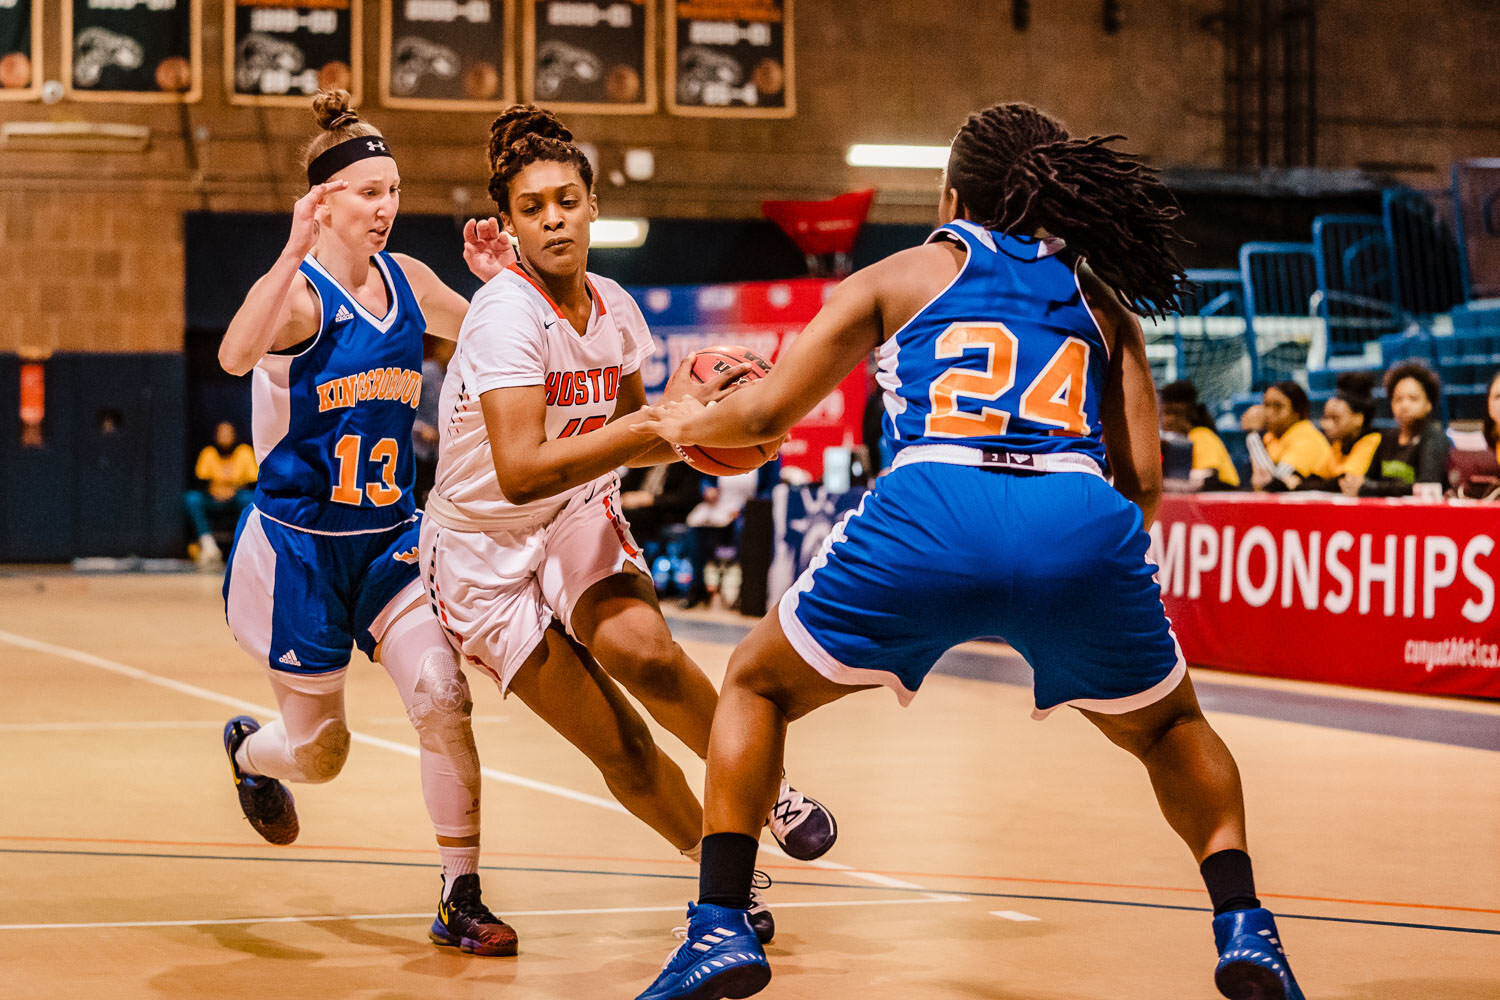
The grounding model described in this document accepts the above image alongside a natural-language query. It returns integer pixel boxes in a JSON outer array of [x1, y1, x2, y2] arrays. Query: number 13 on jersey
[[331, 434, 403, 506], [925, 322, 1091, 438]]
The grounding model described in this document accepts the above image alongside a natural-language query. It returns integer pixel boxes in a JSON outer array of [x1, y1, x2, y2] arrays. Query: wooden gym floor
[[1, 569, 1496, 999]]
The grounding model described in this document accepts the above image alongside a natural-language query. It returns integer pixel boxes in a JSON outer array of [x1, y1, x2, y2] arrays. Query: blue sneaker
[[636, 902, 771, 1000], [223, 716, 299, 846], [1213, 907, 1306, 1000]]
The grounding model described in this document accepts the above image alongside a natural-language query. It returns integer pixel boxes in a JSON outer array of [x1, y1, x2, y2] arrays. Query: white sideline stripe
[[0, 629, 626, 815], [0, 720, 222, 732], [0, 896, 968, 932], [0, 629, 932, 891], [991, 910, 1041, 922]]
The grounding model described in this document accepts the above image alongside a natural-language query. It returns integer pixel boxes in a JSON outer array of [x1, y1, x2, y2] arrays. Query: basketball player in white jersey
[[217, 90, 520, 956], [419, 106, 837, 943]]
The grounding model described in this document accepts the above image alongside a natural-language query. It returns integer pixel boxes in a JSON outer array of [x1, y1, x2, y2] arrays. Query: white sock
[[440, 845, 480, 898], [681, 841, 702, 863]]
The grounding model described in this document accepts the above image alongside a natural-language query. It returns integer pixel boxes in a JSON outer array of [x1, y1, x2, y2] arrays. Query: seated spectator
[[1299, 371, 1381, 491], [1487, 370, 1500, 466], [1240, 381, 1333, 491], [412, 337, 454, 506], [1344, 361, 1449, 497], [619, 461, 702, 555], [679, 471, 759, 608], [185, 421, 257, 568], [1160, 380, 1239, 489]]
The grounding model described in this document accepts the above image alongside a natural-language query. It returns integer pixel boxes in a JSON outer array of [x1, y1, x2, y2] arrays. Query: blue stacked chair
[[1239, 242, 1321, 387], [1310, 214, 1404, 361]]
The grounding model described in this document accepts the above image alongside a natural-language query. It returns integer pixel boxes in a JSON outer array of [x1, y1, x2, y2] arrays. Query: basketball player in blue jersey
[[632, 103, 1306, 1000], [216, 90, 521, 956]]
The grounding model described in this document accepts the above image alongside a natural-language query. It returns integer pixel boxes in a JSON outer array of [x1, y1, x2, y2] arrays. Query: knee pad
[[290, 717, 350, 783], [406, 648, 476, 753]]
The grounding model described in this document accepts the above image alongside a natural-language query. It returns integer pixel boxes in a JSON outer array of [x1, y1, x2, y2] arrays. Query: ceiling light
[[846, 143, 949, 169], [591, 218, 649, 248]]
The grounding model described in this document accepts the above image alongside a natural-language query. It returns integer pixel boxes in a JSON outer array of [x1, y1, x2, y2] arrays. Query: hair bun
[[488, 104, 573, 166], [312, 89, 358, 131]]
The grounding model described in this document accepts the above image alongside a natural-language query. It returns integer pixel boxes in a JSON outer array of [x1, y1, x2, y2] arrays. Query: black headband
[[307, 135, 396, 187]]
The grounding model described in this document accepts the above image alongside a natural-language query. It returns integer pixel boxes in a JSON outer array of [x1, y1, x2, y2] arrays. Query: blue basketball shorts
[[778, 461, 1185, 718], [222, 507, 426, 674]]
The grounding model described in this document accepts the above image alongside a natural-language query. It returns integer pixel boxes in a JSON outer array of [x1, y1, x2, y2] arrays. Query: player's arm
[[480, 387, 661, 504], [219, 181, 345, 376], [1084, 265, 1164, 526], [611, 370, 683, 467], [635, 262, 888, 448], [392, 252, 471, 341], [480, 365, 747, 504]]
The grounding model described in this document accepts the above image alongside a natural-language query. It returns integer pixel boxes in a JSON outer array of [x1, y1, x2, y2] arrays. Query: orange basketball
[[670, 345, 781, 477]]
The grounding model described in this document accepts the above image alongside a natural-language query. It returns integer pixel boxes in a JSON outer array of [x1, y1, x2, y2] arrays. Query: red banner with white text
[[1150, 493, 1500, 698]]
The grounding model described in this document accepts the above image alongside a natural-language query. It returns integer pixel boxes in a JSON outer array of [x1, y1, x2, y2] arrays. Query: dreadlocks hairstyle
[[945, 103, 1190, 316], [486, 104, 594, 214], [299, 90, 383, 172]]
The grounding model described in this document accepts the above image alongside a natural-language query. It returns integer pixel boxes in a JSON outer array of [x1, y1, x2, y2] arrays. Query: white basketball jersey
[[431, 265, 655, 525]]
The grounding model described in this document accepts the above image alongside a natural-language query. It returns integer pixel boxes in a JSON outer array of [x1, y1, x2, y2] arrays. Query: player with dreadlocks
[[631, 102, 1306, 1000]]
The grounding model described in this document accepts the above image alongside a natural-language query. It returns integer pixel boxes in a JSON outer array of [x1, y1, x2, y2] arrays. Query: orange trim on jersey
[[504, 265, 608, 322], [506, 263, 568, 320]]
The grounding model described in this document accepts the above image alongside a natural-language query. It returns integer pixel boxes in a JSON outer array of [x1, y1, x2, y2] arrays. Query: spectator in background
[[679, 471, 759, 608], [1240, 380, 1333, 491], [412, 336, 455, 505], [1345, 361, 1449, 497], [619, 461, 702, 557], [1298, 371, 1381, 491], [1159, 380, 1238, 489], [185, 420, 257, 568], [1485, 370, 1500, 464]]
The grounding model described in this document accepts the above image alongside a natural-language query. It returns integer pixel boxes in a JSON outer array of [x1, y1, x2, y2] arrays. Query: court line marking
[[0, 720, 222, 733], [3, 847, 1494, 938], [991, 910, 1041, 922], [2, 834, 1494, 918], [0, 628, 913, 893], [0, 896, 966, 932]]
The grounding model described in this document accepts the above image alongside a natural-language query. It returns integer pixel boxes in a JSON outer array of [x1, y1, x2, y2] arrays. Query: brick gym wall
[[1, 0, 1497, 354]]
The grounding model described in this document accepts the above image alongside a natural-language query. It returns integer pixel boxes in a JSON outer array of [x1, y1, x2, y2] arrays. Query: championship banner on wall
[[64, 0, 201, 102], [523, 0, 653, 113], [227, 0, 359, 105], [667, 0, 792, 117], [0, 0, 42, 100], [380, 0, 513, 110], [628, 278, 868, 481], [1151, 493, 1500, 699]]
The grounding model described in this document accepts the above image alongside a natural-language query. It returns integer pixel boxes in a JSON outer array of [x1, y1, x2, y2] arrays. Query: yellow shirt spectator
[[196, 442, 258, 501], [1264, 419, 1333, 478], [1316, 431, 1380, 480], [1188, 426, 1240, 488]]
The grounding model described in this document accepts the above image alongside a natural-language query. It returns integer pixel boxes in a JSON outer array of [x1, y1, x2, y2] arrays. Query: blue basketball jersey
[[876, 219, 1109, 470], [250, 251, 427, 532]]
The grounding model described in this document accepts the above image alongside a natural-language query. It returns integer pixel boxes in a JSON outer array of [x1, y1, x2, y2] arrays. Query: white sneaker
[[195, 534, 223, 569], [766, 776, 837, 861]]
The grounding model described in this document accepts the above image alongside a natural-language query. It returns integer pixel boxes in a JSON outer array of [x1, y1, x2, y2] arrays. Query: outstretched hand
[[661, 357, 755, 404], [463, 217, 516, 282], [633, 398, 709, 446], [285, 180, 347, 259]]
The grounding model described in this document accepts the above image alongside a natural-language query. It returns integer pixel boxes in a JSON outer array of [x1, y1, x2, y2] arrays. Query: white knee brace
[[289, 716, 351, 783]]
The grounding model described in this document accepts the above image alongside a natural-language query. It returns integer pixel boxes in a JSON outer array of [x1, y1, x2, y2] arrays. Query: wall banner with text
[[667, 0, 792, 117], [523, 0, 654, 113], [1151, 493, 1500, 699], [65, 0, 201, 102], [227, 0, 359, 106], [380, 0, 514, 110], [0, 0, 43, 101]]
